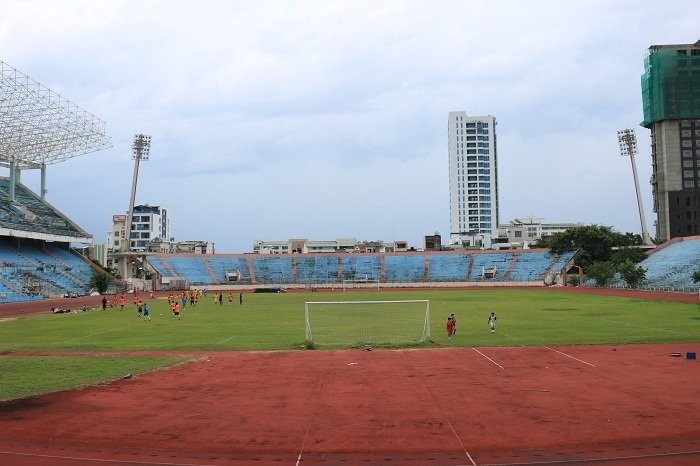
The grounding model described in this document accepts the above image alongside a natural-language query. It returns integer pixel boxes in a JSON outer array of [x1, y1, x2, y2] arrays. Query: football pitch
[[1, 288, 698, 401]]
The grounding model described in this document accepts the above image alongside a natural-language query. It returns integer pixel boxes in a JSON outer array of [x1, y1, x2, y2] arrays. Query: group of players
[[97, 289, 245, 322], [445, 311, 498, 338]]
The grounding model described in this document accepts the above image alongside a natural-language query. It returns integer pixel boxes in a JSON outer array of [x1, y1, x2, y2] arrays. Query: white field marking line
[[600, 318, 681, 334], [295, 370, 329, 466], [445, 417, 477, 466], [545, 347, 596, 367], [217, 335, 235, 344], [479, 448, 700, 465], [501, 332, 517, 340], [471, 347, 504, 370], [406, 353, 477, 465], [0, 449, 211, 465]]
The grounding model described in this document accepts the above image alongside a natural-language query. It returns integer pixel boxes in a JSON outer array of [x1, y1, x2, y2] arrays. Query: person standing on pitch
[[488, 312, 497, 333], [449, 313, 457, 337], [239, 292, 243, 305], [143, 302, 150, 322], [446, 315, 456, 339]]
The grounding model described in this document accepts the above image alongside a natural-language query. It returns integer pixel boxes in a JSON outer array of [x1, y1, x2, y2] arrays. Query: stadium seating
[[507, 251, 556, 281], [547, 251, 575, 274], [0, 179, 86, 237], [638, 238, 700, 291], [251, 256, 293, 284], [205, 256, 252, 283], [167, 257, 215, 285], [384, 255, 425, 282], [295, 256, 339, 284], [0, 240, 97, 301], [341, 255, 381, 282], [145, 256, 172, 279], [427, 254, 471, 281], [469, 252, 513, 280], [134, 244, 695, 293]]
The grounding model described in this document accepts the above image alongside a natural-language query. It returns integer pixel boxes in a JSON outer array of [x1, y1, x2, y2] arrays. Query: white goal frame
[[304, 299, 431, 346], [341, 278, 380, 292]]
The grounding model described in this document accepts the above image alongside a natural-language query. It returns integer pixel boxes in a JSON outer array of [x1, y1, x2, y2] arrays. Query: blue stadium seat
[[384, 255, 425, 282], [295, 256, 339, 284], [341, 256, 380, 282], [638, 239, 700, 291], [251, 256, 293, 284], [428, 254, 471, 281]]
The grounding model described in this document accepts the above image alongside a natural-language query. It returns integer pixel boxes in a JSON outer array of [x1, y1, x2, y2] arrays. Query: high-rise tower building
[[448, 111, 498, 248], [641, 40, 700, 241]]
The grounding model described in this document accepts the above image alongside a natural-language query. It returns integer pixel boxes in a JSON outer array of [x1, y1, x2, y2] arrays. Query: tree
[[585, 261, 616, 286], [610, 247, 647, 265], [692, 270, 700, 283], [546, 225, 643, 268], [617, 260, 646, 288], [89, 271, 113, 294]]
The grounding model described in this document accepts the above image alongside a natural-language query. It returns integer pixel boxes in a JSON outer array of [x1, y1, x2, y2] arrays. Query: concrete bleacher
[[206, 256, 252, 283], [341, 255, 381, 282], [639, 238, 700, 291], [427, 254, 471, 281], [136, 245, 695, 293], [0, 240, 95, 301], [167, 256, 215, 286], [384, 255, 425, 282], [0, 178, 86, 238], [146, 256, 172, 280], [548, 251, 575, 274], [295, 256, 338, 284], [251, 256, 293, 284], [508, 251, 556, 281], [469, 252, 513, 280], [142, 249, 580, 289]]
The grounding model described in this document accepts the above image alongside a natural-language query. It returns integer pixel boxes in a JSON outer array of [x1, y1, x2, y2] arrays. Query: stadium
[[1, 59, 700, 466]]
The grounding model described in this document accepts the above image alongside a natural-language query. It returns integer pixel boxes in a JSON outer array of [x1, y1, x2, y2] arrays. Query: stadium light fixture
[[617, 129, 652, 245], [132, 134, 151, 161]]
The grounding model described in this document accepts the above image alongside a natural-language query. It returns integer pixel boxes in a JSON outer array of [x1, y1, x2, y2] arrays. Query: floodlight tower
[[617, 129, 652, 245], [122, 134, 151, 254]]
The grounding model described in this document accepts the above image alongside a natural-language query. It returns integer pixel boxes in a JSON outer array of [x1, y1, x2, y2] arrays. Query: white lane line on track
[[471, 347, 504, 370], [445, 418, 477, 466], [0, 449, 212, 465], [405, 353, 477, 466], [295, 370, 329, 466], [545, 346, 596, 367]]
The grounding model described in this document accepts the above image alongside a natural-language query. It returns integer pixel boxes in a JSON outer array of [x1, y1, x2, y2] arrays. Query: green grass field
[[1, 289, 698, 400]]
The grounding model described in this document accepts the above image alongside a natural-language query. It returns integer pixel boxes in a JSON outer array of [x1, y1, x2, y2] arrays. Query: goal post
[[341, 278, 380, 292], [305, 300, 431, 346]]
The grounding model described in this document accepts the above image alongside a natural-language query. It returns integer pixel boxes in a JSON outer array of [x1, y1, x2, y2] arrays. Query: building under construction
[[641, 40, 700, 241]]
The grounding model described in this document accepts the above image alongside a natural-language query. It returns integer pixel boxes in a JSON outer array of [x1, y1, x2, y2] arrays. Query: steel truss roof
[[0, 60, 112, 170]]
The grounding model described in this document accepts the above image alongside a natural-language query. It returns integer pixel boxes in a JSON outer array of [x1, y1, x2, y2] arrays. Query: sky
[[1, 1, 699, 253]]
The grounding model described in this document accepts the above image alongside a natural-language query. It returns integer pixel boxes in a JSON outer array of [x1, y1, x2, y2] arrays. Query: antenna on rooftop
[[617, 128, 653, 246]]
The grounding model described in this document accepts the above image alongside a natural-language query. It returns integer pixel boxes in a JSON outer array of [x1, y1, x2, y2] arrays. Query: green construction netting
[[641, 49, 700, 127]]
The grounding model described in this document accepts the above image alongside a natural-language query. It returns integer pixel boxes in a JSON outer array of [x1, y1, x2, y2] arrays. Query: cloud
[[1, 0, 698, 251]]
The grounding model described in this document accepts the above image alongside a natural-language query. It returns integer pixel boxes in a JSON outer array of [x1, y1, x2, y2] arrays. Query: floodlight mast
[[617, 129, 652, 246], [122, 134, 151, 255], [116, 134, 150, 282]]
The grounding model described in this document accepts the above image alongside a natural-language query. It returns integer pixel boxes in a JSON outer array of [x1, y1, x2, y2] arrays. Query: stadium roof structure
[[0, 60, 112, 170]]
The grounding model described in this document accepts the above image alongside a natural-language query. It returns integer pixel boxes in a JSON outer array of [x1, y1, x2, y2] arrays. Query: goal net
[[305, 300, 431, 346]]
